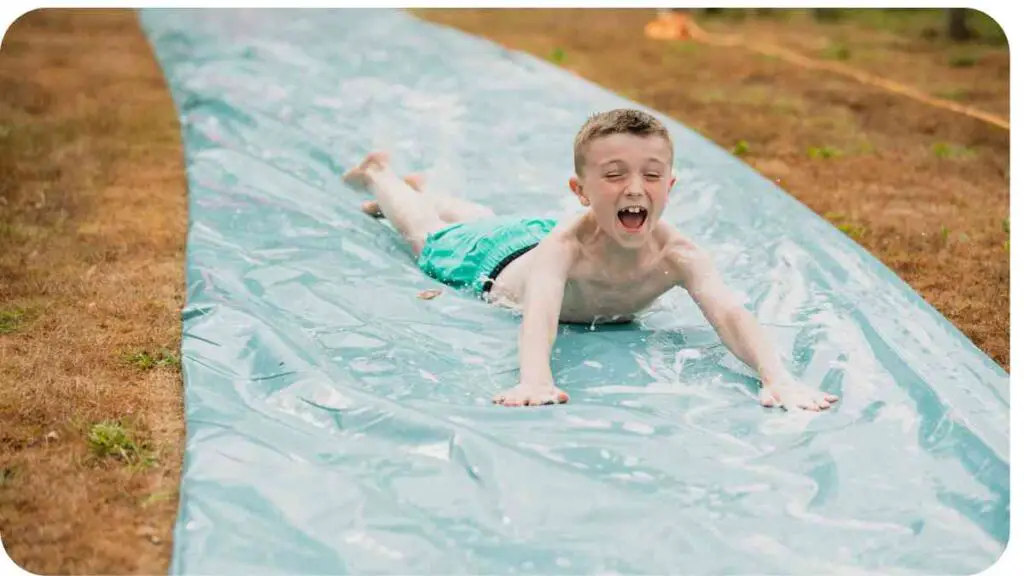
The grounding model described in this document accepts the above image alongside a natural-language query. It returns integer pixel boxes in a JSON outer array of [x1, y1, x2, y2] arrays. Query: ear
[[569, 175, 590, 206], [669, 174, 677, 191]]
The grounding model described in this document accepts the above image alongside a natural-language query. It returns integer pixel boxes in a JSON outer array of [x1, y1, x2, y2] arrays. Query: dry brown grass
[[0, 8, 186, 574], [0, 7, 1010, 576]]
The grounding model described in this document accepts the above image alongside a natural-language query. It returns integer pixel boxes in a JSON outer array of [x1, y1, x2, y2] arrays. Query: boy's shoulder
[[653, 220, 703, 252], [653, 221, 715, 273]]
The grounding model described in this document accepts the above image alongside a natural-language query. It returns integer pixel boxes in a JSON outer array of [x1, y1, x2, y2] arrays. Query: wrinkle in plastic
[[139, 9, 1009, 575]]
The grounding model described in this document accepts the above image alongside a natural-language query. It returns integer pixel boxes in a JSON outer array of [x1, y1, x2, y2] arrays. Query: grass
[[122, 348, 180, 370], [0, 466, 16, 487], [87, 420, 158, 469], [1, 9, 187, 574], [840, 8, 1007, 45], [824, 211, 868, 240], [933, 88, 970, 101], [672, 41, 700, 54], [931, 141, 976, 159], [948, 52, 978, 67], [821, 42, 851, 61], [732, 139, 750, 155], [0, 308, 27, 334], [808, 145, 842, 159], [139, 490, 175, 508]]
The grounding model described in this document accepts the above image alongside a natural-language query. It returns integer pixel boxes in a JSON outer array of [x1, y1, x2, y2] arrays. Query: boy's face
[[570, 133, 676, 248]]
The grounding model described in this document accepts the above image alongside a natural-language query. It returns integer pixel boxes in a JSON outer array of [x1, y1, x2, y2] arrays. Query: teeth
[[624, 206, 644, 213]]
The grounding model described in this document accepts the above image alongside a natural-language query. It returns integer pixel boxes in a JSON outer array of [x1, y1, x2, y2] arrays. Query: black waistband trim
[[481, 244, 539, 293]]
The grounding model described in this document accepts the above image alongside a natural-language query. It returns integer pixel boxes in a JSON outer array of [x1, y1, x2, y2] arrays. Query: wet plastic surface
[[139, 9, 1009, 575]]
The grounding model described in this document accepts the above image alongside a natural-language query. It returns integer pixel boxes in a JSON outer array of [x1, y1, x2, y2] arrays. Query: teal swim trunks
[[417, 216, 558, 295]]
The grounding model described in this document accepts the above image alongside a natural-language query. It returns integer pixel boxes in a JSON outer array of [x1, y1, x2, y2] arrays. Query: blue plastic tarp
[[139, 8, 1010, 575]]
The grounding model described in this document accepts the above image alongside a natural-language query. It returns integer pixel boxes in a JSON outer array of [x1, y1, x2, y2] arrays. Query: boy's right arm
[[493, 234, 577, 407]]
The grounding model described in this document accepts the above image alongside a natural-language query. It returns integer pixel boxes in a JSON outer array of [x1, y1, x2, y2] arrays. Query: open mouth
[[617, 206, 648, 232]]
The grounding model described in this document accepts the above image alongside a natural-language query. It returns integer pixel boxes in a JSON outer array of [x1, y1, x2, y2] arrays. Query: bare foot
[[361, 173, 426, 218], [493, 383, 569, 407], [342, 151, 390, 189]]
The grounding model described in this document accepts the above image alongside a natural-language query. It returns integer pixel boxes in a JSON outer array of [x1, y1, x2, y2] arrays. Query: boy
[[343, 109, 839, 412]]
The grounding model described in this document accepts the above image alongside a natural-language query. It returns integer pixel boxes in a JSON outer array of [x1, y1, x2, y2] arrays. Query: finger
[[361, 200, 382, 216], [557, 391, 569, 403], [818, 399, 832, 409], [825, 393, 839, 402]]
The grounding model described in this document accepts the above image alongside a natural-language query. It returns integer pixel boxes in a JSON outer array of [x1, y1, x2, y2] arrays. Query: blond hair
[[572, 108, 673, 176]]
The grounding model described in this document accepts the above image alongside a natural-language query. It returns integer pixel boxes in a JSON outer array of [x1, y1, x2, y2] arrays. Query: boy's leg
[[343, 152, 445, 255], [362, 173, 495, 223]]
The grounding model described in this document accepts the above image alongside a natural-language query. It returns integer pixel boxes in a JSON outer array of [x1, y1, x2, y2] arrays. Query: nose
[[625, 174, 644, 196]]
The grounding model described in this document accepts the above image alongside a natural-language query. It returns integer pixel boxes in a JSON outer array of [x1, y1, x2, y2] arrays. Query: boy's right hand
[[493, 382, 569, 407]]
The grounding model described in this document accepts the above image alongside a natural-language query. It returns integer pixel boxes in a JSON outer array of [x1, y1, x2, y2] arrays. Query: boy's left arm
[[666, 236, 839, 411]]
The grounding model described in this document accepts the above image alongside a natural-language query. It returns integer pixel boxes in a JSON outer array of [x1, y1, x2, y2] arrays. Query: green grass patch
[[824, 211, 867, 240], [933, 88, 970, 101], [140, 490, 175, 508], [731, 140, 750, 155], [671, 41, 700, 54], [122, 347, 180, 370], [87, 420, 157, 469], [549, 46, 566, 64], [948, 52, 978, 67], [821, 42, 851, 61], [931, 141, 976, 159], [836, 223, 866, 239], [0, 308, 26, 334], [808, 145, 842, 159]]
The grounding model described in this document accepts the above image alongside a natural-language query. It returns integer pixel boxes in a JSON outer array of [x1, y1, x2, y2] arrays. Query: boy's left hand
[[759, 376, 839, 411]]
